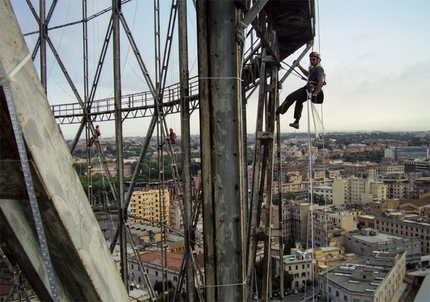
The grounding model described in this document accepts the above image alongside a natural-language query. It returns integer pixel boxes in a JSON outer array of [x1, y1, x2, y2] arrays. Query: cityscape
[[1, 0, 429, 300], [62, 130, 430, 301]]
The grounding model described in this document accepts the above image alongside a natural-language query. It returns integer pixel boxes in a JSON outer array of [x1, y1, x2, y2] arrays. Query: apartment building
[[332, 178, 349, 204], [129, 189, 171, 225], [272, 203, 293, 241], [412, 177, 430, 198], [313, 246, 357, 278], [385, 146, 429, 161], [169, 201, 182, 231], [290, 202, 311, 242], [272, 253, 313, 290], [91, 162, 133, 177], [345, 228, 421, 268], [129, 251, 184, 291], [376, 174, 411, 199], [404, 158, 430, 173], [357, 215, 430, 255], [312, 185, 333, 203], [318, 251, 406, 302], [378, 164, 405, 174], [333, 177, 387, 205], [312, 208, 356, 247], [369, 199, 400, 216]]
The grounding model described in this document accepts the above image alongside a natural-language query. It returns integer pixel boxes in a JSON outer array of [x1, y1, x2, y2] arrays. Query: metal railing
[[51, 76, 200, 124]]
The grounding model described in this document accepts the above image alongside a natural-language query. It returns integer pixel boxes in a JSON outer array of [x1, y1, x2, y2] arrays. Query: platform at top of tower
[[264, 0, 315, 60]]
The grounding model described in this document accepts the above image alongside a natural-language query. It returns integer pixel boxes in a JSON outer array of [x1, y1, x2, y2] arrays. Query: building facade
[[345, 228, 421, 268], [129, 189, 171, 225], [318, 251, 406, 302], [357, 215, 430, 255]]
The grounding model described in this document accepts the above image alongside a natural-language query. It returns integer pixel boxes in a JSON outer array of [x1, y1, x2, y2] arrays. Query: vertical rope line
[[305, 92, 314, 298]]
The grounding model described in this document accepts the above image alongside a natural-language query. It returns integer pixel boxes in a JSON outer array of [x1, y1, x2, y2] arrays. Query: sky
[[9, 0, 430, 139]]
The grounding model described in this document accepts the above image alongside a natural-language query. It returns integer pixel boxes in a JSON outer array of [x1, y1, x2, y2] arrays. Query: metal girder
[[0, 2, 129, 299]]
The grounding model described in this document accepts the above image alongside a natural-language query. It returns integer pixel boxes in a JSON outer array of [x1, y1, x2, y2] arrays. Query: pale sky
[[10, 0, 430, 139]]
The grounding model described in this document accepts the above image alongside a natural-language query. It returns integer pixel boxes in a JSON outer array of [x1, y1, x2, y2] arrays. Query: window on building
[[336, 291, 339, 297]]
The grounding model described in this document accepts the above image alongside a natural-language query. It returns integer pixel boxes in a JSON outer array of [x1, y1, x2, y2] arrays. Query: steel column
[[198, 1, 245, 301]]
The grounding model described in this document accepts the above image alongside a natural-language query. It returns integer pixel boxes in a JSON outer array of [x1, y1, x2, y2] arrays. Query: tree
[[285, 192, 296, 201], [283, 236, 296, 255], [273, 270, 294, 291]]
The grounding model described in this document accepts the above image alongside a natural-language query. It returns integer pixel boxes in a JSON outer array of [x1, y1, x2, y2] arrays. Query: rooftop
[[321, 252, 402, 295]]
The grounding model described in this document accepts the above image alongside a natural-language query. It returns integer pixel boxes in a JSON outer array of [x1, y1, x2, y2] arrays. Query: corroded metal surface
[[265, 0, 315, 60]]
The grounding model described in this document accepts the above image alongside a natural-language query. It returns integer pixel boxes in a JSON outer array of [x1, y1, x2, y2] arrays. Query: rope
[[304, 91, 314, 296], [204, 281, 246, 288]]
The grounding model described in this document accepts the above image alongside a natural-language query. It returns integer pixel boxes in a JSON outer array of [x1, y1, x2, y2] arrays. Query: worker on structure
[[169, 128, 177, 145], [89, 125, 101, 147], [276, 51, 325, 129]]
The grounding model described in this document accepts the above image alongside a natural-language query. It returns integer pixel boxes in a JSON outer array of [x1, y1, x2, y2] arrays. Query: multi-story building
[[272, 253, 313, 291], [312, 208, 356, 247], [385, 146, 429, 161], [369, 199, 400, 216], [272, 203, 293, 241], [376, 174, 411, 199], [169, 201, 182, 231], [129, 251, 185, 291], [378, 164, 405, 175], [91, 162, 133, 177], [357, 215, 430, 255], [412, 177, 430, 198], [129, 189, 171, 225], [318, 251, 406, 302], [345, 228, 421, 268], [313, 246, 357, 279], [332, 177, 387, 205], [332, 178, 349, 204], [312, 186, 333, 203], [290, 202, 311, 242], [404, 159, 430, 174]]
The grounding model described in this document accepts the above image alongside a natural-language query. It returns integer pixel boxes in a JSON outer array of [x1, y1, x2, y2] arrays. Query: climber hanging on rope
[[88, 125, 101, 147], [276, 51, 326, 129], [169, 128, 177, 145], [159, 127, 177, 149]]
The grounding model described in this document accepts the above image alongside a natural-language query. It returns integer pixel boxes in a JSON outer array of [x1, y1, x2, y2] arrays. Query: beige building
[[318, 251, 406, 302], [272, 252, 313, 291], [313, 246, 357, 279], [332, 178, 349, 205], [312, 208, 356, 247], [369, 199, 400, 216], [129, 189, 171, 225], [333, 177, 387, 205], [357, 215, 430, 255], [378, 164, 404, 175], [376, 174, 411, 199], [272, 204, 293, 242], [291, 202, 311, 241]]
